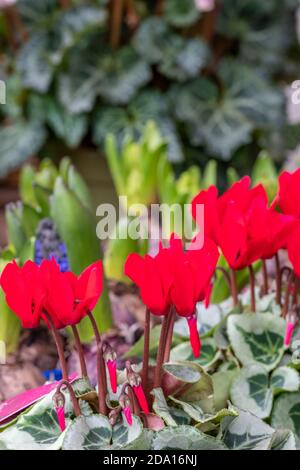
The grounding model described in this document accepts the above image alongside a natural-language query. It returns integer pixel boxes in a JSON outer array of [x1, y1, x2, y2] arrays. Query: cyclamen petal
[[55, 406, 66, 432], [132, 384, 149, 415], [187, 316, 201, 358], [284, 322, 295, 347], [123, 406, 133, 426], [107, 359, 117, 393]]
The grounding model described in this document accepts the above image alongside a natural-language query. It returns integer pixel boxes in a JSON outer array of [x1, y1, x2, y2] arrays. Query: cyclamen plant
[[2, 169, 300, 449]]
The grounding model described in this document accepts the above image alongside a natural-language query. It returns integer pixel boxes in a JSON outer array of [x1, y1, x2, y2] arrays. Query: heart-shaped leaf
[[170, 338, 220, 368], [227, 313, 285, 371], [271, 393, 300, 448], [221, 408, 274, 450], [152, 425, 227, 450], [230, 364, 273, 419], [270, 367, 300, 394]]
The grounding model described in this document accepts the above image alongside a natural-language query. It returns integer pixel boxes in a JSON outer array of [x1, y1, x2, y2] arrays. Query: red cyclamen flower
[[0, 260, 45, 328], [192, 177, 294, 269], [275, 169, 300, 217]]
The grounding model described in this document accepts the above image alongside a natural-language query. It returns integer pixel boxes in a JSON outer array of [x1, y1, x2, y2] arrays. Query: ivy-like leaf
[[221, 408, 275, 450], [152, 425, 227, 450], [0, 121, 46, 177], [170, 338, 220, 369], [164, 0, 201, 28], [230, 364, 273, 419], [271, 393, 300, 448], [227, 313, 285, 371], [270, 366, 300, 394]]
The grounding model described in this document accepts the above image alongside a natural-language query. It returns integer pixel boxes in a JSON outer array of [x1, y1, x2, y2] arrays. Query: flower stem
[[43, 311, 68, 381], [248, 265, 256, 312], [283, 271, 295, 318], [163, 307, 176, 363], [230, 268, 239, 306], [56, 380, 81, 417], [216, 266, 231, 289], [153, 313, 171, 389], [110, 0, 124, 49], [87, 311, 108, 416], [142, 308, 151, 400], [71, 325, 88, 378], [262, 260, 269, 296], [275, 253, 282, 306]]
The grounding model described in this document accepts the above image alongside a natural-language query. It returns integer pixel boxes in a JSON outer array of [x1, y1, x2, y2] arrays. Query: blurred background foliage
[[0, 0, 299, 185]]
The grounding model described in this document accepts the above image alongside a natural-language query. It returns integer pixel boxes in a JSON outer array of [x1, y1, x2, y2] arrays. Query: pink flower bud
[[194, 0, 215, 12], [187, 315, 201, 358], [123, 407, 133, 426], [284, 322, 295, 347], [106, 359, 117, 393], [55, 406, 66, 432], [132, 384, 149, 415]]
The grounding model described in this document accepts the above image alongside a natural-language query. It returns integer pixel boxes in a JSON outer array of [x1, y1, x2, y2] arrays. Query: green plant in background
[[3, 157, 113, 346], [105, 121, 165, 208], [0, 0, 299, 178]]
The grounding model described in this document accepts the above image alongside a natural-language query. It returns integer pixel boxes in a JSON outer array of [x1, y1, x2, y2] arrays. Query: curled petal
[[187, 315, 201, 358], [123, 406, 133, 426], [55, 406, 66, 432], [132, 384, 149, 415], [107, 359, 117, 393], [284, 322, 295, 347]]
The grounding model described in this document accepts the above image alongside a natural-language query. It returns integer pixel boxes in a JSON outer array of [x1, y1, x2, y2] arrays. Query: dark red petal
[[107, 359, 117, 393], [187, 316, 201, 358], [132, 384, 149, 415], [123, 407, 133, 426]]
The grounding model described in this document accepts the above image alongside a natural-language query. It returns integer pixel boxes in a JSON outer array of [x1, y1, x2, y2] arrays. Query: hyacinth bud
[[126, 362, 149, 415], [119, 393, 133, 426], [103, 343, 118, 393], [187, 314, 201, 358], [53, 392, 66, 432], [35, 218, 69, 272]]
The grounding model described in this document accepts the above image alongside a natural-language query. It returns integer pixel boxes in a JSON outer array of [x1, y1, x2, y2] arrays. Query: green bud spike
[[5, 202, 27, 256], [0, 259, 21, 354], [51, 177, 112, 340], [19, 165, 37, 207], [202, 160, 217, 189], [67, 164, 94, 212]]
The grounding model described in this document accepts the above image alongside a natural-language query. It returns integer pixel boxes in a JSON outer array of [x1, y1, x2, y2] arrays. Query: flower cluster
[[125, 234, 219, 358], [0, 258, 103, 329]]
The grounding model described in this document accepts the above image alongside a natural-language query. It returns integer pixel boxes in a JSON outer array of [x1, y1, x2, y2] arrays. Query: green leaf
[[170, 338, 220, 369], [268, 429, 296, 450], [62, 415, 144, 450], [230, 364, 273, 419], [152, 426, 227, 450], [125, 324, 181, 358], [227, 313, 285, 371], [221, 408, 275, 450], [98, 47, 152, 105], [151, 388, 177, 427], [173, 303, 224, 339], [164, 0, 201, 27], [0, 121, 46, 177], [62, 415, 112, 450], [93, 91, 183, 162], [163, 361, 203, 384], [212, 370, 239, 411], [46, 98, 88, 148], [0, 408, 62, 450], [169, 395, 237, 425], [271, 393, 300, 448], [158, 37, 210, 82], [270, 366, 300, 394], [16, 33, 54, 92]]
